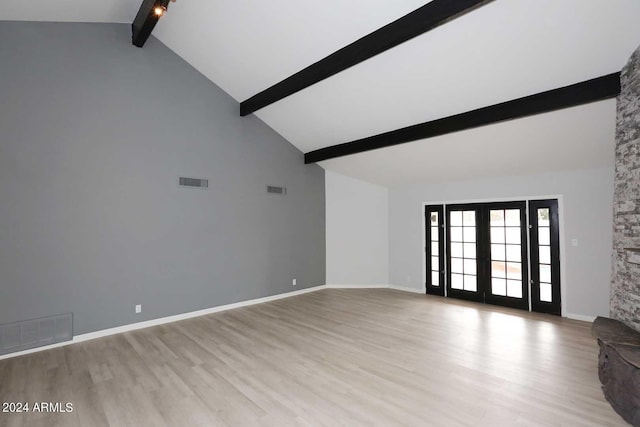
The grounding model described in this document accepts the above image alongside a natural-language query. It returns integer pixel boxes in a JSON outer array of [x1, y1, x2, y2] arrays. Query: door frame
[[481, 201, 529, 311], [425, 205, 445, 296], [422, 195, 566, 316], [445, 203, 484, 303], [529, 199, 562, 315]]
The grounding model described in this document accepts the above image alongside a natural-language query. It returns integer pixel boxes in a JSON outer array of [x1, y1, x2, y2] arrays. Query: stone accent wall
[[611, 45, 640, 331]]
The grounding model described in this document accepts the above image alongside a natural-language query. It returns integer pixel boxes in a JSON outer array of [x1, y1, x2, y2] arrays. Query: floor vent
[[179, 177, 208, 189], [267, 185, 286, 195], [1, 313, 73, 355]]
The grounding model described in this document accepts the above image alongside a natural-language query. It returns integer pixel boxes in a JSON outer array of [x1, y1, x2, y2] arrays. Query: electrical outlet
[[135, 304, 142, 314], [292, 279, 297, 286]]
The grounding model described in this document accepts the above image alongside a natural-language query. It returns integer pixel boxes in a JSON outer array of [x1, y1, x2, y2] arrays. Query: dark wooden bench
[[592, 316, 640, 426]]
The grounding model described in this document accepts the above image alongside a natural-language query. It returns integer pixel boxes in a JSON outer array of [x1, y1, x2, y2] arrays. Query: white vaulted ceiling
[[3, 1, 640, 186], [319, 99, 617, 186]]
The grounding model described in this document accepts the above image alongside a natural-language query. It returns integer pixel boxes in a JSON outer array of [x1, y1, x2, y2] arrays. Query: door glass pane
[[464, 275, 477, 292], [451, 242, 463, 258], [431, 227, 439, 241], [505, 209, 520, 226], [450, 227, 463, 242], [540, 264, 551, 283], [491, 227, 505, 244], [539, 246, 551, 264], [491, 244, 506, 261], [492, 278, 506, 296], [450, 211, 463, 226], [463, 211, 475, 226], [430, 212, 439, 226], [506, 244, 521, 262], [530, 202, 560, 314], [505, 227, 521, 244], [426, 207, 443, 295], [491, 206, 523, 297], [449, 210, 478, 294], [464, 259, 477, 276], [488, 207, 526, 301], [492, 261, 506, 278], [540, 282, 552, 302], [463, 243, 476, 259], [507, 280, 522, 298], [451, 273, 464, 289], [538, 227, 550, 245], [463, 227, 476, 242], [451, 258, 463, 274], [538, 208, 550, 226], [506, 262, 521, 279], [490, 209, 504, 226]]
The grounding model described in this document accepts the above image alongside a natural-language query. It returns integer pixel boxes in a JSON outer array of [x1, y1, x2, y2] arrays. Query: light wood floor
[[0, 289, 627, 427]]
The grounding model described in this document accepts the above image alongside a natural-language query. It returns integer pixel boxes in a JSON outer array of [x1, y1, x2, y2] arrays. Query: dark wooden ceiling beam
[[304, 73, 621, 164], [132, 0, 170, 48], [240, 0, 493, 116]]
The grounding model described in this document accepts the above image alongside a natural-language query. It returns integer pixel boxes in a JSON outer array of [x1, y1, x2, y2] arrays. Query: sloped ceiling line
[[239, 0, 493, 116], [305, 72, 621, 164]]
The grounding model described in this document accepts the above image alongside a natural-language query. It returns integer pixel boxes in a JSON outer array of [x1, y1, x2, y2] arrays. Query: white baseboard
[[0, 285, 326, 361], [325, 284, 388, 289], [388, 284, 425, 294], [565, 313, 596, 323], [325, 284, 425, 294]]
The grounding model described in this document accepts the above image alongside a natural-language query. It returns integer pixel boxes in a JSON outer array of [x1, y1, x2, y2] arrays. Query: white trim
[[388, 284, 424, 294], [324, 284, 388, 289], [556, 195, 567, 318], [0, 285, 326, 361], [565, 313, 596, 323], [420, 194, 564, 207], [326, 283, 426, 294]]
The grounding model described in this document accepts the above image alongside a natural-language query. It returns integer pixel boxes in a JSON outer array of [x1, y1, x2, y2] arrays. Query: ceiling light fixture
[[154, 5, 166, 17], [132, 0, 177, 47]]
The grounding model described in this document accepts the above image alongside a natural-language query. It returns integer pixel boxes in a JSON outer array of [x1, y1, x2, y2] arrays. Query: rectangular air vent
[[1, 313, 73, 355], [179, 177, 208, 189], [267, 185, 286, 195]]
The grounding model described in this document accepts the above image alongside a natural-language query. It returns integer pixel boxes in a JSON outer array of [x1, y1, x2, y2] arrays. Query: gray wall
[[611, 44, 640, 331], [389, 167, 614, 319], [0, 22, 325, 335]]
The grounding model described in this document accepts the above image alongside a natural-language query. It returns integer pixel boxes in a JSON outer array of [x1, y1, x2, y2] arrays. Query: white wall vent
[[1, 313, 73, 355], [179, 177, 208, 189], [267, 185, 286, 195]]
